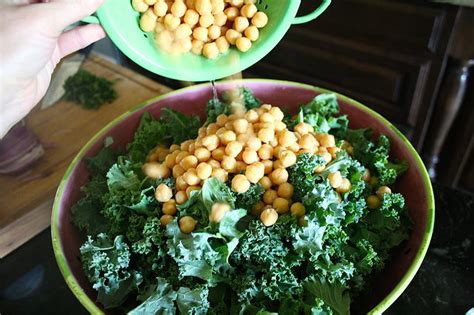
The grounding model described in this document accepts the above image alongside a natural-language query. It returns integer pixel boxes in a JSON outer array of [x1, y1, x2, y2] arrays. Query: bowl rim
[[51, 79, 435, 314]]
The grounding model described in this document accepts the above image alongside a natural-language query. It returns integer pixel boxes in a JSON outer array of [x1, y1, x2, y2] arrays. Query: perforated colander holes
[[257, 0, 269, 10]]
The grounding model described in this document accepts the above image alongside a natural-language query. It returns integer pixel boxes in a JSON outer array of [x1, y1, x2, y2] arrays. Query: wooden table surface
[[0, 53, 172, 258]]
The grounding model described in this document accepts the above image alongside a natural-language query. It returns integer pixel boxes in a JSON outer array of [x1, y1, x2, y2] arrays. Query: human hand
[[0, 0, 106, 138]]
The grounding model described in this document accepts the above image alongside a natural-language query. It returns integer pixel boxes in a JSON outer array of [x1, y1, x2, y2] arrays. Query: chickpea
[[278, 130, 297, 147], [179, 216, 197, 233], [180, 155, 198, 170], [211, 0, 225, 13], [133, 0, 149, 13], [262, 159, 273, 174], [328, 171, 343, 189], [194, 147, 211, 162], [258, 127, 274, 144], [376, 186, 392, 199], [245, 137, 261, 152], [232, 174, 251, 193], [252, 11, 268, 28], [164, 13, 180, 31], [171, 0, 187, 17], [209, 202, 230, 223], [180, 140, 193, 151], [160, 214, 174, 226], [224, 6, 239, 21], [212, 147, 225, 161], [140, 10, 158, 32], [242, 149, 259, 164], [195, 162, 212, 180], [316, 133, 336, 148], [208, 159, 221, 169], [153, 1, 168, 16], [207, 123, 220, 135], [225, 29, 242, 45], [186, 0, 195, 8], [207, 25, 221, 40], [336, 178, 352, 194], [233, 118, 249, 134], [294, 122, 313, 135], [215, 36, 230, 53], [263, 189, 277, 204], [272, 160, 284, 170], [257, 144, 273, 160], [221, 155, 237, 171], [145, 0, 157, 4], [219, 130, 237, 144], [237, 133, 250, 145], [240, 3, 257, 18], [175, 190, 188, 205], [290, 202, 305, 217], [195, 0, 212, 15], [260, 208, 278, 227], [172, 164, 186, 178], [246, 162, 265, 183], [273, 197, 289, 214], [270, 168, 288, 186], [367, 195, 381, 209], [193, 26, 209, 42], [214, 12, 227, 26], [228, 0, 243, 6], [225, 141, 244, 158], [142, 162, 170, 179], [280, 150, 297, 168], [162, 199, 177, 215], [362, 168, 371, 182], [233, 16, 249, 33], [175, 24, 193, 40], [202, 134, 220, 150], [277, 182, 294, 199], [319, 151, 332, 163], [236, 161, 247, 172], [184, 9, 200, 25], [258, 176, 272, 190], [190, 39, 203, 55], [259, 112, 274, 123], [299, 134, 318, 150], [175, 175, 188, 191], [183, 169, 201, 186], [314, 164, 326, 173], [186, 185, 201, 198], [155, 183, 173, 202], [200, 14, 214, 27], [212, 168, 228, 182], [251, 201, 265, 216], [245, 109, 259, 123]]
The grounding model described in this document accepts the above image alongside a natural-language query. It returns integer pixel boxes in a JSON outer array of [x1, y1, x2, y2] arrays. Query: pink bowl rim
[[51, 79, 435, 315]]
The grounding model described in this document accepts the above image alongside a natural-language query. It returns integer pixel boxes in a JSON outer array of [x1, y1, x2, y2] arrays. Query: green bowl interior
[[52, 79, 434, 314], [97, 0, 301, 81]]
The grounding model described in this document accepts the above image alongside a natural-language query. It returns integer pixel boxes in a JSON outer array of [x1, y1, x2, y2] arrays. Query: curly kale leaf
[[288, 153, 326, 201], [298, 94, 349, 137], [241, 87, 262, 109], [346, 129, 408, 186], [176, 286, 210, 315], [129, 277, 177, 315], [303, 276, 350, 315], [178, 177, 236, 228], [206, 97, 230, 125], [160, 107, 201, 145], [166, 218, 241, 283], [80, 234, 140, 308], [127, 113, 167, 163], [234, 183, 264, 210]]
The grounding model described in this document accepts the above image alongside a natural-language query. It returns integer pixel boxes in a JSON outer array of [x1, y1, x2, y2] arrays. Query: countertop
[[0, 183, 472, 314]]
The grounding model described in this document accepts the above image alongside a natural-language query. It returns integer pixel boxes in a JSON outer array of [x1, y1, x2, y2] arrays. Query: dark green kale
[[63, 69, 117, 109], [288, 153, 326, 201], [234, 183, 264, 210]]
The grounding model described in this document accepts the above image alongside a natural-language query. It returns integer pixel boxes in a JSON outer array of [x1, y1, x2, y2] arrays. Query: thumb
[[37, 0, 104, 35], [56, 24, 106, 59]]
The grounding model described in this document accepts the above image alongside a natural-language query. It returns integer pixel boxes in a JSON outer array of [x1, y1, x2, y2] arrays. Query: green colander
[[85, 0, 331, 81]]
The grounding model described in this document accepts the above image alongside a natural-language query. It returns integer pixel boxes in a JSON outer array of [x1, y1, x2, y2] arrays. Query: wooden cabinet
[[245, 0, 459, 150]]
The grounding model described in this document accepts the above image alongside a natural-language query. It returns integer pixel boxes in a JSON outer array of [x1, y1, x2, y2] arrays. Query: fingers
[[37, 0, 104, 35], [56, 23, 105, 59]]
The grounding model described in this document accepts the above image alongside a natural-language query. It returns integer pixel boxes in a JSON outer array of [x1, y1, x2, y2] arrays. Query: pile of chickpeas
[[132, 0, 269, 59], [142, 103, 393, 233]]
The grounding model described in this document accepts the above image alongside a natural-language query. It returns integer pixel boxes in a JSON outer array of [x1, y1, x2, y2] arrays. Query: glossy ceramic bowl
[[51, 79, 434, 314]]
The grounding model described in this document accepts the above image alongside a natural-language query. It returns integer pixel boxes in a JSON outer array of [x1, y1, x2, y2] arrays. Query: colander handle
[[81, 15, 100, 24], [292, 0, 331, 25]]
